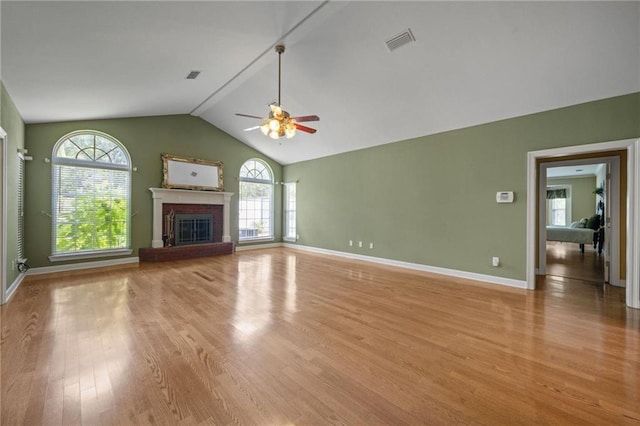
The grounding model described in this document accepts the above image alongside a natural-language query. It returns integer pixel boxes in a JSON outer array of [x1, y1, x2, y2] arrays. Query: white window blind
[[284, 182, 296, 241], [52, 132, 131, 254], [239, 159, 273, 240], [17, 154, 25, 261], [546, 185, 571, 227]]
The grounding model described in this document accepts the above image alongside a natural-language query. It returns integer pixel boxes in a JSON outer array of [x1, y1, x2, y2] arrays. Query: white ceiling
[[547, 164, 603, 179], [2, 1, 639, 165]]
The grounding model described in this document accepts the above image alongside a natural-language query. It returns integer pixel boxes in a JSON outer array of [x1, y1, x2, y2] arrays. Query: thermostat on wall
[[496, 191, 514, 203]]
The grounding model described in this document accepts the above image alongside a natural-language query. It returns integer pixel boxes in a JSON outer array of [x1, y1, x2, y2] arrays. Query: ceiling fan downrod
[[275, 44, 285, 106]]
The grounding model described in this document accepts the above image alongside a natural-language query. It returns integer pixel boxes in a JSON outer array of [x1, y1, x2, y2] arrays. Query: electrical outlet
[[492, 257, 500, 267], [358, 241, 363, 248], [296, 234, 299, 240], [369, 243, 374, 249], [349, 240, 353, 247]]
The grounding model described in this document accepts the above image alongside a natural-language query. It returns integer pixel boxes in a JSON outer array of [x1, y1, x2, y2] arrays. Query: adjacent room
[[1, 1, 639, 424], [545, 164, 606, 284]]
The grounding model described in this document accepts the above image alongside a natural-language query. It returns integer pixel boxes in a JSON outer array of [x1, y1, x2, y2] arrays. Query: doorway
[[1, 126, 6, 304], [545, 162, 606, 284], [526, 138, 640, 309], [541, 158, 616, 286]]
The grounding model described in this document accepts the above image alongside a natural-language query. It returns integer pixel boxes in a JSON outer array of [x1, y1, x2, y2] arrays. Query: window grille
[[51, 131, 131, 255], [239, 159, 273, 240]]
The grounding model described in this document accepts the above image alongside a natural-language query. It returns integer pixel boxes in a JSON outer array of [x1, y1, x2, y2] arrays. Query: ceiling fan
[[236, 44, 319, 140]]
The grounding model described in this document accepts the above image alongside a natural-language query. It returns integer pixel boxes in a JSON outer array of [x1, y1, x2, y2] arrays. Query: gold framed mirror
[[161, 153, 224, 191]]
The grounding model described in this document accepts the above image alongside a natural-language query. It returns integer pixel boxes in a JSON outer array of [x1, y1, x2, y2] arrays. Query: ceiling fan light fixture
[[260, 123, 270, 135], [285, 121, 296, 138], [269, 119, 280, 131]]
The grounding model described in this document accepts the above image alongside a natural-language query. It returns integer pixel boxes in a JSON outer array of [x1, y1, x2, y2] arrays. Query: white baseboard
[[3, 272, 26, 304], [283, 243, 527, 290], [235, 242, 284, 252], [26, 257, 140, 276]]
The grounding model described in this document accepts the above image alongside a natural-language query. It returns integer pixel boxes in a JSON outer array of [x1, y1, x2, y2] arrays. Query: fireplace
[[148, 188, 233, 248], [175, 213, 213, 246], [162, 203, 223, 246], [139, 188, 234, 262]]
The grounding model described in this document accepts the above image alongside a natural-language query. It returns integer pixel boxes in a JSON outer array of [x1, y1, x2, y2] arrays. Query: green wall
[[24, 115, 282, 268], [547, 176, 597, 223], [283, 92, 640, 281], [1, 81, 26, 287]]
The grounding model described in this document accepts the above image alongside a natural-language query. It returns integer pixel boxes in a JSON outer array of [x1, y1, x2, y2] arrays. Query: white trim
[[0, 126, 8, 304], [283, 243, 527, 289], [48, 248, 133, 262], [4, 272, 26, 304], [527, 138, 640, 309], [27, 256, 139, 276], [235, 242, 283, 252], [629, 140, 640, 308]]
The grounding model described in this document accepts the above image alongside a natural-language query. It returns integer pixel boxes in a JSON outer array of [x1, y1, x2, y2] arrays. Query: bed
[[546, 225, 602, 253]]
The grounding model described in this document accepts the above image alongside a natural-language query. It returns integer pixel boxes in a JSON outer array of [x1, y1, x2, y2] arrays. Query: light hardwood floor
[[2, 248, 639, 425], [546, 241, 605, 284]]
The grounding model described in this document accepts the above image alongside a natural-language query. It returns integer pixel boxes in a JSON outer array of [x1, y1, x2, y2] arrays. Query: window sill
[[49, 248, 133, 262]]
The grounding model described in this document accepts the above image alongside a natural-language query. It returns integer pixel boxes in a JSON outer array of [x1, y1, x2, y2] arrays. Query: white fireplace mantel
[[149, 188, 233, 248]]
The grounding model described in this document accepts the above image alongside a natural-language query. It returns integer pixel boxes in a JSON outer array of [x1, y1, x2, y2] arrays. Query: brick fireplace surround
[[139, 188, 234, 262]]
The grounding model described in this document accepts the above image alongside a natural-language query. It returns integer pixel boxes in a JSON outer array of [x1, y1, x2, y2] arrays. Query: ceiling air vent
[[385, 28, 415, 52], [185, 70, 201, 80]]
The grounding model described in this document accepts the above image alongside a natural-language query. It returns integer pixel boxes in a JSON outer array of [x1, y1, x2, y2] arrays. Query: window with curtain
[[546, 185, 571, 226], [239, 159, 273, 240], [283, 182, 296, 241], [51, 131, 131, 257]]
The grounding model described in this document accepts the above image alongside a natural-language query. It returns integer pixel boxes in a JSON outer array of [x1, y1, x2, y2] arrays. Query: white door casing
[[1, 126, 7, 304], [527, 138, 640, 309]]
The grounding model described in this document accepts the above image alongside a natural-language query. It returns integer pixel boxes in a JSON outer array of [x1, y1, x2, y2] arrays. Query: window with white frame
[[17, 153, 25, 261], [51, 131, 131, 257], [546, 185, 571, 226], [239, 159, 273, 240], [283, 182, 296, 241]]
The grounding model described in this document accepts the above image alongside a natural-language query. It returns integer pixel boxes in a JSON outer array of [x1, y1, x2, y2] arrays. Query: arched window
[[51, 131, 131, 258], [239, 159, 273, 240]]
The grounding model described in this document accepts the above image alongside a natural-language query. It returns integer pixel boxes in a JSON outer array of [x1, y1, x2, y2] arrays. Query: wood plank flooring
[[546, 241, 605, 284], [1, 248, 639, 425]]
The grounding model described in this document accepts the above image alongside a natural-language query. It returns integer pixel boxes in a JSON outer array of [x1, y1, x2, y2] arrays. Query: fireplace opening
[[175, 213, 213, 246]]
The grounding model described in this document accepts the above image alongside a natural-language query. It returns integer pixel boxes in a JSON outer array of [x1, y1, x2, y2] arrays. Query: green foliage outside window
[[52, 131, 131, 254], [56, 196, 127, 252]]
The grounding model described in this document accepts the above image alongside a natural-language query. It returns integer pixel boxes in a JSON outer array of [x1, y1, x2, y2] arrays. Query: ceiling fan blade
[[291, 115, 319, 122], [295, 123, 317, 134], [236, 113, 264, 120], [243, 126, 260, 131]]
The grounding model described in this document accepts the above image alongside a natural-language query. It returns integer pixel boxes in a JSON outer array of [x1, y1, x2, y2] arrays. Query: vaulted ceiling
[[2, 1, 639, 164]]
